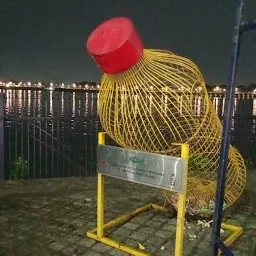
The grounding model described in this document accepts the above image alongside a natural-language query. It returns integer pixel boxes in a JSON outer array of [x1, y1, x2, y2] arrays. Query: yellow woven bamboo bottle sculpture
[[86, 17, 246, 217]]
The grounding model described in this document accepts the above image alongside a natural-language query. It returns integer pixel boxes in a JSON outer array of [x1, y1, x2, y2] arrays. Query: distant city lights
[[0, 81, 255, 94], [0, 80, 101, 90]]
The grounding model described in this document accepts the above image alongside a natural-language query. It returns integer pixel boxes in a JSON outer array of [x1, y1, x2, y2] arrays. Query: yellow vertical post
[[97, 132, 106, 238], [174, 143, 189, 256]]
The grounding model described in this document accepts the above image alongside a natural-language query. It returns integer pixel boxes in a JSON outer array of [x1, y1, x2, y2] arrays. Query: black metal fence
[[0, 89, 102, 180], [0, 94, 4, 180], [0, 89, 256, 180]]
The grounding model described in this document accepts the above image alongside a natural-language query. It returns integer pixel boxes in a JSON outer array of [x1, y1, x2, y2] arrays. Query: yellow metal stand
[[87, 132, 243, 256], [219, 223, 243, 255], [173, 143, 189, 256]]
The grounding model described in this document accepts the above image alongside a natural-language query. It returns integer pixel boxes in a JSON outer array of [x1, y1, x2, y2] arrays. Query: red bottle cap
[[86, 17, 144, 74]]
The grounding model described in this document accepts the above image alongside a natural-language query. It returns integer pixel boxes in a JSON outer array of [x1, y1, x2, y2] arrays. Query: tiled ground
[[0, 175, 255, 256]]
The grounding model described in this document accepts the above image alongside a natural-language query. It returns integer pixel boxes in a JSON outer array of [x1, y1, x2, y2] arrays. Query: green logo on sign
[[129, 156, 144, 164]]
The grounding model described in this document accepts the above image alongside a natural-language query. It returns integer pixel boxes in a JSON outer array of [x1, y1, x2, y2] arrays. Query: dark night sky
[[0, 0, 255, 84]]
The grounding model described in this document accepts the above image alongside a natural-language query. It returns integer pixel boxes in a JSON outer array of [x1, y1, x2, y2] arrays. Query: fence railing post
[[0, 93, 4, 180]]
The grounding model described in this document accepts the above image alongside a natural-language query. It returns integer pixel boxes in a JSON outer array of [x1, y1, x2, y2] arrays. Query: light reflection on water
[[5, 89, 99, 119], [4, 89, 256, 133], [4, 89, 255, 117], [3, 89, 256, 165]]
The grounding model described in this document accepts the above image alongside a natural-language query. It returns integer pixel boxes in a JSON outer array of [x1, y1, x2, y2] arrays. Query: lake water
[[1, 89, 256, 179]]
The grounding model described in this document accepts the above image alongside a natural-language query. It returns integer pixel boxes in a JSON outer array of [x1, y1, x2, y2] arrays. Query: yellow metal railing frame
[[86, 132, 243, 256]]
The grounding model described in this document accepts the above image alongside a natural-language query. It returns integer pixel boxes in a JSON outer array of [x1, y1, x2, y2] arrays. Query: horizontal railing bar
[[4, 116, 100, 121], [4, 116, 256, 121]]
